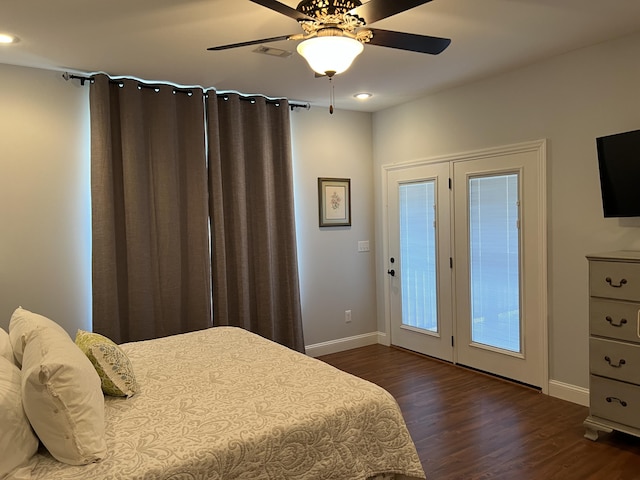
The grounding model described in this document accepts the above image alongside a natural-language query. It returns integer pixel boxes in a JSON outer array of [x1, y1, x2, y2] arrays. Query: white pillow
[[8, 307, 70, 365], [0, 327, 14, 363], [21, 327, 107, 465], [0, 356, 39, 477]]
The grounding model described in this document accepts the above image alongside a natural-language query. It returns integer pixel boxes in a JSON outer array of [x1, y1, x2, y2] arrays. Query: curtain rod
[[62, 72, 311, 111]]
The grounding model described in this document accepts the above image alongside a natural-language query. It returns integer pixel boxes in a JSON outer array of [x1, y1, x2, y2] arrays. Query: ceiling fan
[[207, 0, 451, 78]]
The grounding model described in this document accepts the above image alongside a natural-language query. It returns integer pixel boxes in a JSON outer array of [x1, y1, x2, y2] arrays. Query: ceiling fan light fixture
[[296, 36, 364, 76]]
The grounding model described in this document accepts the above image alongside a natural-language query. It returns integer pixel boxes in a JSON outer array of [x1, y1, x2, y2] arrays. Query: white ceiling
[[2, 0, 640, 112]]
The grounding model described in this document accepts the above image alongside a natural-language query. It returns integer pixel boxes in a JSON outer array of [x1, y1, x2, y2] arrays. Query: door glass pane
[[399, 181, 438, 332], [468, 174, 520, 352]]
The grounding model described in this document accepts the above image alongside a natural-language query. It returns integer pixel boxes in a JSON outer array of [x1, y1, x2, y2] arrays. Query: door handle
[[387, 269, 396, 277]]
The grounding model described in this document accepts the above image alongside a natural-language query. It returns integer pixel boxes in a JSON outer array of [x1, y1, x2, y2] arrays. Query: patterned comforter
[[20, 327, 426, 480]]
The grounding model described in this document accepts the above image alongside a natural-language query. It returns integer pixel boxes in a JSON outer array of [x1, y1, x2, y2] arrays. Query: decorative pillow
[[8, 307, 70, 366], [75, 329, 139, 397], [0, 356, 39, 477], [21, 327, 107, 465], [0, 327, 14, 363]]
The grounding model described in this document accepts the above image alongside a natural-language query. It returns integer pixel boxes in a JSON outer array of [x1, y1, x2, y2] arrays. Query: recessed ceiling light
[[354, 92, 372, 100], [0, 33, 18, 44]]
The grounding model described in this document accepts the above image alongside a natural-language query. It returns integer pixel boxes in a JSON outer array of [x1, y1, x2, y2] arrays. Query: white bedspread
[[19, 327, 426, 480]]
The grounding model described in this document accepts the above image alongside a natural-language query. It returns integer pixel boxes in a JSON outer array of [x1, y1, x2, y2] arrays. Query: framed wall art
[[318, 177, 351, 227]]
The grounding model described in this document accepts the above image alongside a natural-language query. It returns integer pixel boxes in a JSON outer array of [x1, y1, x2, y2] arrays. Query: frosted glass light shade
[[297, 36, 364, 75]]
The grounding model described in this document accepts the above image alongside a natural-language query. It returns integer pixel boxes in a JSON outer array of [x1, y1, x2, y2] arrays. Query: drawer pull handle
[[604, 356, 626, 368], [606, 316, 627, 327], [606, 396, 628, 407], [605, 277, 628, 288]]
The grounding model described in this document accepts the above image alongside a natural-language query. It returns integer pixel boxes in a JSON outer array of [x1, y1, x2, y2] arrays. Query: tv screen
[[596, 128, 640, 217]]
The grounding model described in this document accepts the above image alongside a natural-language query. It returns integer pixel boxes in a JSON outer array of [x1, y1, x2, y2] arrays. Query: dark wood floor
[[319, 344, 640, 480]]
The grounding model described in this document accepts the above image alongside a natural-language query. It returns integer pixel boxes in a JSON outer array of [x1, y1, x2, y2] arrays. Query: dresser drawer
[[590, 298, 640, 343], [590, 375, 640, 429], [590, 337, 640, 384], [590, 260, 640, 301]]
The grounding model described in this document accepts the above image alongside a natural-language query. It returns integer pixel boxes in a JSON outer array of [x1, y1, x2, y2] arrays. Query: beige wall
[[290, 107, 377, 351], [0, 64, 91, 334], [372, 31, 640, 391]]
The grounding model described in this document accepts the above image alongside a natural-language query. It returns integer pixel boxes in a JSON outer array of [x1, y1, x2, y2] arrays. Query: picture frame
[[318, 177, 351, 227]]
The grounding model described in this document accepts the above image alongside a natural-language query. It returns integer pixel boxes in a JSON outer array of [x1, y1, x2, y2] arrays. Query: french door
[[387, 162, 453, 362], [385, 141, 546, 388]]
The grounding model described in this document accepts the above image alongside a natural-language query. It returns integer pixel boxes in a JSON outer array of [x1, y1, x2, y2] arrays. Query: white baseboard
[[305, 332, 383, 358], [548, 379, 589, 406]]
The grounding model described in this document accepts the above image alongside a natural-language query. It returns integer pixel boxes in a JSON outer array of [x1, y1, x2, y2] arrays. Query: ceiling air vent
[[252, 45, 292, 58]]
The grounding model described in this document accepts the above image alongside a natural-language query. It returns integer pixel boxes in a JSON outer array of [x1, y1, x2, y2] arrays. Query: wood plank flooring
[[318, 345, 640, 480]]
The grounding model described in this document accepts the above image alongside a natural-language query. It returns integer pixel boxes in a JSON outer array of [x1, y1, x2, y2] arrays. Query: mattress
[[18, 327, 426, 480]]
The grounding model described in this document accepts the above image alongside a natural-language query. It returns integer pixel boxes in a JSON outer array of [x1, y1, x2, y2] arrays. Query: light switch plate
[[358, 240, 370, 252]]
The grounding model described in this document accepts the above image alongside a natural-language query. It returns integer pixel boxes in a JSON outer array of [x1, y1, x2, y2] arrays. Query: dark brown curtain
[[90, 74, 212, 343], [207, 94, 305, 353]]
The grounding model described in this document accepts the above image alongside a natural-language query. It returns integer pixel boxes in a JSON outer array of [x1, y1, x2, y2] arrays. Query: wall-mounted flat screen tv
[[596, 128, 640, 217]]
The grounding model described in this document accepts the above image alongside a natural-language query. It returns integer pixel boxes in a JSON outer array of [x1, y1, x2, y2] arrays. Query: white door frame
[[381, 139, 548, 394]]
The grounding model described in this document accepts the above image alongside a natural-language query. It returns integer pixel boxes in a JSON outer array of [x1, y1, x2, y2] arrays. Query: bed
[[5, 315, 426, 480]]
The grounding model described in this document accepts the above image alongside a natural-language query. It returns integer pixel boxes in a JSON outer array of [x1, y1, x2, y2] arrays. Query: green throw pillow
[[75, 330, 139, 397]]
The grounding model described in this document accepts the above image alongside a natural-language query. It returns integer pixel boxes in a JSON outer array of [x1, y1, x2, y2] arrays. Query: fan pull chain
[[329, 77, 335, 115]]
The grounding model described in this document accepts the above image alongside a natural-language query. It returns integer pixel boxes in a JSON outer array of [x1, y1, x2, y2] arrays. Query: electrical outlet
[[345, 310, 352, 323]]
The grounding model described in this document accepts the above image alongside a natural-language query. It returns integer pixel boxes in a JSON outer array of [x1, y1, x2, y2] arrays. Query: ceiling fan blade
[[367, 28, 450, 55], [207, 35, 295, 51], [350, 0, 433, 25], [250, 0, 315, 22]]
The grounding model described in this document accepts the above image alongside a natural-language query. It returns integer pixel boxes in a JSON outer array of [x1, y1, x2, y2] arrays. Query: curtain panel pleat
[[207, 94, 305, 353], [90, 74, 212, 343]]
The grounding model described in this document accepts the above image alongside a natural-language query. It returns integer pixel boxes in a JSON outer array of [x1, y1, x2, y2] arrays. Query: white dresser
[[585, 250, 640, 440]]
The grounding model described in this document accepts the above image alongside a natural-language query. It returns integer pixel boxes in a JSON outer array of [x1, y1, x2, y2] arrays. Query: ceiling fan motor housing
[[297, 0, 363, 19], [317, 26, 345, 37]]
